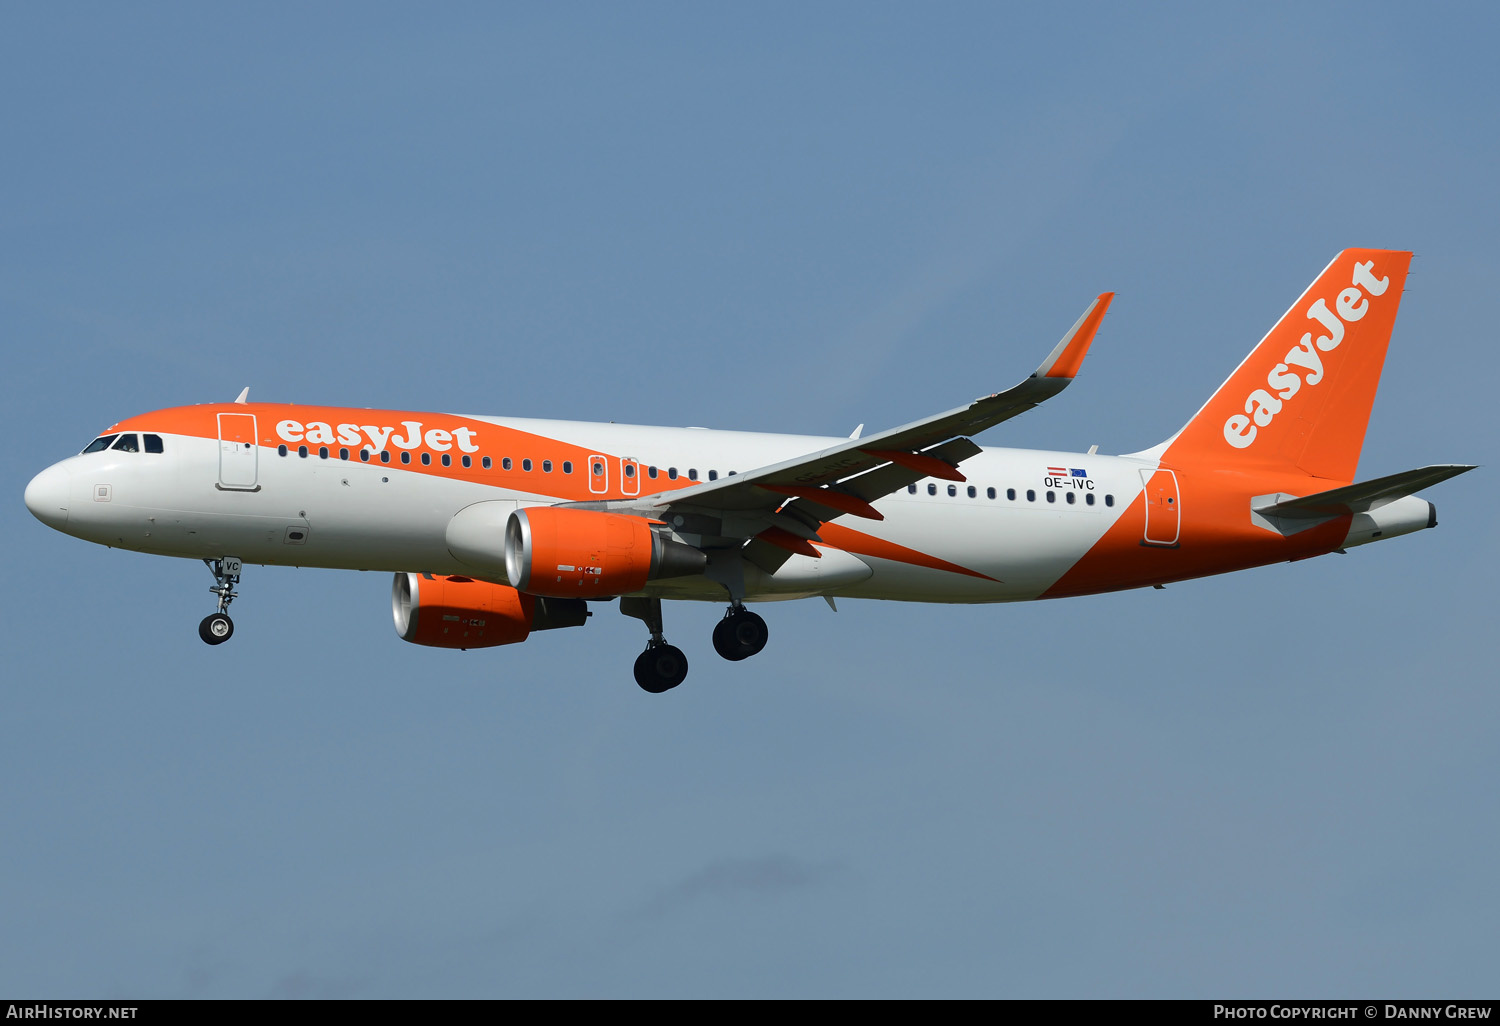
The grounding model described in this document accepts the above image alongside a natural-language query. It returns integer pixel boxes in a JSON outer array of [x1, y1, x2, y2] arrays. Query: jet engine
[[504, 507, 706, 598], [392, 572, 588, 649]]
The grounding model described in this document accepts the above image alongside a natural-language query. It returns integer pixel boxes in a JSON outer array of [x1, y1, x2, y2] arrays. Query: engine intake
[[504, 507, 707, 598], [392, 572, 588, 649]]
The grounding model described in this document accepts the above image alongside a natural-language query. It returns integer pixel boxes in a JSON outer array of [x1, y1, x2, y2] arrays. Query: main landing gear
[[621, 597, 771, 693], [198, 557, 242, 645], [621, 597, 689, 693], [712, 605, 769, 662], [634, 643, 689, 695]]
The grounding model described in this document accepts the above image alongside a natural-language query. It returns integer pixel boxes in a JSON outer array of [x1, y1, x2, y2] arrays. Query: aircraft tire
[[712, 610, 768, 661], [634, 644, 688, 693], [199, 612, 234, 645]]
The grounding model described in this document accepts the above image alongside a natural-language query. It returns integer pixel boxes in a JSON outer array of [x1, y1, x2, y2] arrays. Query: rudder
[[1158, 248, 1412, 482]]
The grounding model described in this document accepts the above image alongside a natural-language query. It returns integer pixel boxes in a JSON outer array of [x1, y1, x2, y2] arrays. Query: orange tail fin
[[1158, 249, 1412, 482]]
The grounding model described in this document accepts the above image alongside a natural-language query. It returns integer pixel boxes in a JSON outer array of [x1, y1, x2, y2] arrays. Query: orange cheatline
[[818, 523, 997, 582]]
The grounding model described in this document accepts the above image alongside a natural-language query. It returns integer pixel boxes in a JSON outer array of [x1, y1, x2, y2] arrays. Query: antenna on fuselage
[[233, 387, 250, 404]]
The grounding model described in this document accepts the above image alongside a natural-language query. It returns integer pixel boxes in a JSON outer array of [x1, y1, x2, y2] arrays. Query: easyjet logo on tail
[[1222, 260, 1390, 449]]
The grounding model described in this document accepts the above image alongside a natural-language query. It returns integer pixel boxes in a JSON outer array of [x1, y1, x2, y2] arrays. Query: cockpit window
[[144, 434, 164, 453], [111, 433, 140, 452], [82, 434, 119, 454]]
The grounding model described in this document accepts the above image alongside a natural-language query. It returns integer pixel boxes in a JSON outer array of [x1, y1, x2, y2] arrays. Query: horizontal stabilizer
[[1254, 464, 1475, 520]]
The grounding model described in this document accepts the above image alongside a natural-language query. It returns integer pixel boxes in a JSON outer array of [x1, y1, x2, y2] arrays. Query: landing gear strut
[[621, 596, 689, 693], [712, 604, 768, 661], [199, 557, 242, 646]]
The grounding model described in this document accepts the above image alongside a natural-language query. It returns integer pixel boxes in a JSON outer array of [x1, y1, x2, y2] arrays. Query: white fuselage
[[28, 416, 1152, 604]]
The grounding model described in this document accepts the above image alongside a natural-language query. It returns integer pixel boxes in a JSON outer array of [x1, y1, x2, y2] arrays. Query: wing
[[571, 292, 1113, 571]]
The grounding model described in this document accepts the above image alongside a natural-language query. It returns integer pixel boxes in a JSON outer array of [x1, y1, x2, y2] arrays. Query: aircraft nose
[[24, 464, 70, 528]]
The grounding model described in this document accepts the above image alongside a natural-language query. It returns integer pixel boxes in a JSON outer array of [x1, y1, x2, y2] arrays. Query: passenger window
[[1026, 489, 1035, 502], [482, 456, 492, 469], [339, 447, 349, 460], [907, 484, 917, 494], [947, 484, 957, 497], [380, 451, 391, 464], [967, 486, 977, 498], [144, 434, 164, 453], [592, 461, 604, 477], [1086, 493, 1095, 506], [401, 452, 411, 464], [1007, 488, 1016, 501], [278, 444, 288, 457], [319, 446, 329, 459], [668, 468, 678, 480], [542, 460, 552, 473], [111, 434, 139, 452], [1046, 491, 1055, 503], [82, 435, 118, 454], [564, 461, 574, 474], [523, 459, 532, 471], [986, 487, 996, 499], [1066, 491, 1075, 504], [462, 455, 471, 468], [625, 464, 635, 478], [1105, 494, 1114, 507], [360, 450, 370, 462], [502, 458, 512, 470], [298, 445, 309, 458], [707, 470, 717, 481], [927, 483, 937, 495], [420, 452, 431, 465], [648, 466, 658, 479], [442, 453, 451, 467], [688, 469, 698, 481]]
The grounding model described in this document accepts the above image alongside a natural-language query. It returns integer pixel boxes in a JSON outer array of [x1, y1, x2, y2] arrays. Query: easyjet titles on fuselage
[[1222, 259, 1390, 450], [275, 419, 481, 454]]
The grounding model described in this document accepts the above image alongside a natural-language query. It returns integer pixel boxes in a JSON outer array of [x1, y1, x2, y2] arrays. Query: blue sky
[[3, 2, 1495, 998]]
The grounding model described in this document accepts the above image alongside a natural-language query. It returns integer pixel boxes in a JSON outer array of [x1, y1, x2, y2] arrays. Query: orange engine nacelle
[[392, 572, 588, 650], [504, 507, 707, 599]]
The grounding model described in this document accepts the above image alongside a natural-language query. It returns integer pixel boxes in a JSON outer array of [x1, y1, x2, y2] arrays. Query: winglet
[[234, 387, 250, 404], [1034, 293, 1113, 380]]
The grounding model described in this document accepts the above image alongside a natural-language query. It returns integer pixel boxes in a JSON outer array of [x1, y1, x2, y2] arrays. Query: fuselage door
[[217, 413, 259, 491], [588, 454, 609, 495], [1140, 467, 1180, 546], [621, 458, 640, 496]]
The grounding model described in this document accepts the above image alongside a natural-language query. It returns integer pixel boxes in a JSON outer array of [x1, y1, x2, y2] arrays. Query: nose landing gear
[[199, 557, 242, 646], [712, 605, 768, 662]]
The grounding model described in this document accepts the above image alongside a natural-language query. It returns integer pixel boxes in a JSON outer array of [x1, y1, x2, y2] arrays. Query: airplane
[[23, 248, 1474, 693]]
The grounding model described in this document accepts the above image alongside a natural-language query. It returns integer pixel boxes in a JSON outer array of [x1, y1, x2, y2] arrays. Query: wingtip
[[1038, 292, 1113, 380]]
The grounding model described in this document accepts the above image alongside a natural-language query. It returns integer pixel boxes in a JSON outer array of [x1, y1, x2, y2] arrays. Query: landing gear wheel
[[634, 644, 689, 693], [199, 612, 234, 645], [712, 609, 769, 661]]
